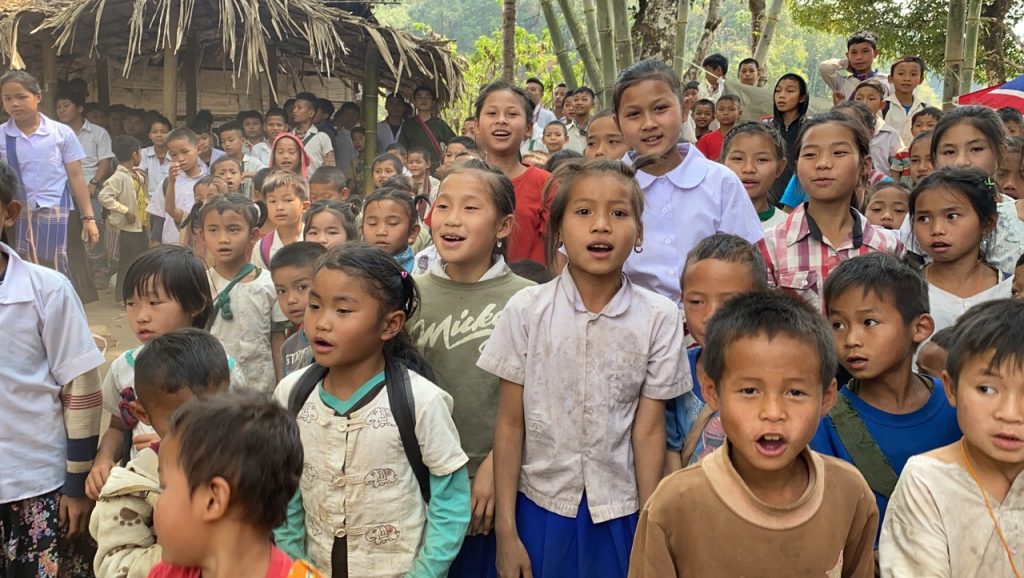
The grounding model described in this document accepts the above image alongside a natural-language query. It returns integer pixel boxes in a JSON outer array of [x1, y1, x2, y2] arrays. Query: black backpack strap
[[828, 392, 899, 498], [288, 364, 330, 416], [385, 359, 431, 504]]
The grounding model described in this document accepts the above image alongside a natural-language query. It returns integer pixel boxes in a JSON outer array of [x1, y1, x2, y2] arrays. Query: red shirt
[[695, 130, 725, 162], [147, 546, 322, 578], [508, 165, 552, 264]]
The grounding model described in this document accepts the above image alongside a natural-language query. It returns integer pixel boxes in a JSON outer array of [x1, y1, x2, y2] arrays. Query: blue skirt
[[516, 493, 638, 578], [448, 532, 497, 578]]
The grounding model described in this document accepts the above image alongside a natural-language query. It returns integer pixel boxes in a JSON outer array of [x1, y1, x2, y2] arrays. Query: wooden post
[[183, 46, 198, 122], [248, 72, 262, 111], [943, 0, 966, 109], [162, 43, 178, 124], [96, 54, 111, 107], [611, 0, 634, 70], [961, 0, 983, 94], [267, 45, 280, 106], [540, 0, 577, 88], [673, 0, 690, 81], [41, 39, 58, 117], [362, 46, 380, 195], [597, 0, 616, 104]]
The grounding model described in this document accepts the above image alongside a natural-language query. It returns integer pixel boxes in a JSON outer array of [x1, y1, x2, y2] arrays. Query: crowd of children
[[1, 25, 1023, 578]]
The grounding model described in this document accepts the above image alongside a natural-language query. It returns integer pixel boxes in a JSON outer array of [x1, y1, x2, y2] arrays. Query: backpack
[[259, 232, 275, 267], [828, 393, 899, 498], [287, 358, 431, 503]]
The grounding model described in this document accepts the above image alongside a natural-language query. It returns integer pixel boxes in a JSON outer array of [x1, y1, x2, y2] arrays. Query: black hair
[[847, 29, 879, 50], [834, 100, 877, 132], [823, 253, 929, 324], [252, 168, 272, 195], [912, 107, 943, 125], [544, 148, 584, 173], [309, 166, 347, 190], [380, 175, 416, 194], [525, 77, 544, 90], [269, 241, 328, 273], [0, 70, 41, 95], [508, 259, 554, 284], [890, 55, 926, 77], [852, 78, 888, 100], [414, 84, 438, 100], [474, 81, 535, 128], [264, 108, 287, 121], [0, 159, 19, 207], [122, 245, 213, 327], [148, 114, 172, 132], [998, 106, 1024, 126], [407, 147, 432, 165], [303, 200, 359, 242], [317, 98, 335, 118], [447, 136, 478, 151], [683, 80, 700, 92], [55, 90, 85, 109], [738, 57, 760, 71], [169, 391, 303, 532], [294, 92, 320, 112], [693, 99, 716, 114], [124, 109, 146, 122], [864, 180, 911, 212], [372, 153, 405, 175], [797, 111, 872, 173], [339, 101, 360, 117], [261, 171, 309, 201], [613, 59, 681, 113], [210, 156, 242, 175], [314, 243, 436, 380], [464, 116, 476, 123], [112, 135, 142, 163], [703, 291, 837, 389], [363, 187, 418, 228], [575, 86, 596, 99], [134, 328, 230, 407], [910, 167, 999, 258], [200, 193, 267, 230], [442, 159, 517, 257], [236, 110, 262, 124], [545, 159, 644, 266], [702, 53, 729, 75], [929, 326, 957, 349], [909, 129, 934, 154], [83, 102, 107, 117], [681, 233, 768, 294], [931, 105, 1006, 165], [717, 94, 742, 107], [544, 120, 567, 134], [167, 127, 199, 146], [218, 121, 243, 137], [351, 126, 366, 137], [722, 120, 786, 162], [946, 299, 1024, 386]]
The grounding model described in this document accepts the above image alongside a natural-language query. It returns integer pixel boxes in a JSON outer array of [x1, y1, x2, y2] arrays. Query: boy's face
[[553, 86, 567, 108], [853, 89, 884, 116], [273, 265, 315, 326], [702, 335, 837, 484], [943, 352, 1024, 467], [55, 99, 82, 124], [265, 185, 307, 228], [1006, 120, 1023, 138], [716, 99, 741, 127], [0, 197, 21, 240], [407, 153, 429, 178], [462, 120, 476, 138], [909, 138, 934, 183], [891, 62, 924, 96], [573, 92, 593, 117], [413, 90, 435, 113], [846, 41, 877, 74], [563, 99, 575, 118], [703, 66, 723, 87], [444, 142, 467, 168], [683, 88, 699, 103], [168, 138, 199, 172], [738, 63, 759, 86], [1014, 265, 1024, 299], [124, 115, 145, 137], [827, 288, 933, 381], [911, 114, 938, 137], [265, 115, 288, 140], [542, 125, 567, 152], [154, 434, 214, 567], [352, 132, 365, 152], [219, 130, 244, 157], [85, 108, 107, 128], [693, 104, 714, 129], [864, 186, 910, 230], [916, 341, 948, 378], [214, 163, 242, 192], [372, 162, 398, 188], [290, 99, 316, 126], [242, 118, 263, 140], [149, 123, 171, 147], [682, 259, 758, 346], [309, 182, 345, 203], [195, 132, 212, 155]]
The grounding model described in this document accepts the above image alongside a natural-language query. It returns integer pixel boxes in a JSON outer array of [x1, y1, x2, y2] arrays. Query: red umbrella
[[957, 74, 1024, 111]]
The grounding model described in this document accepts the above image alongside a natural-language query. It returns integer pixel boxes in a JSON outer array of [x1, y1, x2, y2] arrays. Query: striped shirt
[[759, 204, 903, 311]]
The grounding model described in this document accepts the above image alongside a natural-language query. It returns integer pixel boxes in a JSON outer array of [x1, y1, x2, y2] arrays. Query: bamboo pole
[[673, 0, 690, 80], [540, 0, 578, 88], [162, 44, 178, 124], [556, 0, 603, 90], [41, 39, 57, 117], [752, 0, 784, 74], [267, 45, 280, 106], [362, 46, 380, 195], [583, 0, 601, 67], [943, 0, 966, 109], [597, 0, 616, 104], [611, 0, 634, 70], [961, 0, 983, 94]]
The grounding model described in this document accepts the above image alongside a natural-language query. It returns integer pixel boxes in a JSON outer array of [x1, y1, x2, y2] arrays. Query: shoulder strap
[[828, 392, 899, 498], [206, 263, 257, 330], [680, 406, 716, 467], [260, 232, 274, 267], [288, 364, 330, 416], [414, 116, 444, 161], [385, 359, 431, 504]]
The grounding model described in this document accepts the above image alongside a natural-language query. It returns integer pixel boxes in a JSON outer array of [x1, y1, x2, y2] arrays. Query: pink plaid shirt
[[759, 204, 904, 311]]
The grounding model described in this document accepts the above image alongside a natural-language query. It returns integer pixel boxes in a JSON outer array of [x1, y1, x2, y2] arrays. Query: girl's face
[[616, 79, 684, 176], [362, 199, 418, 256], [372, 161, 399, 188], [193, 184, 217, 204], [935, 122, 1000, 176], [911, 114, 938, 137], [585, 116, 627, 161], [944, 352, 1024, 473], [723, 133, 785, 203], [852, 88, 884, 116], [274, 139, 301, 174], [265, 185, 307, 228], [149, 123, 171, 147], [913, 186, 987, 264], [1, 81, 40, 123], [865, 186, 910, 230], [773, 79, 803, 115], [432, 173, 513, 274], [477, 89, 529, 157], [203, 209, 257, 266], [305, 211, 349, 250], [305, 268, 397, 370], [797, 123, 868, 205], [407, 153, 429, 178], [125, 281, 196, 343], [995, 149, 1024, 199], [682, 259, 758, 346], [558, 173, 641, 280], [909, 138, 934, 183]]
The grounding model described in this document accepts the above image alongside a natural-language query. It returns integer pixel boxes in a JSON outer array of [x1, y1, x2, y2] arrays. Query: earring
[[497, 239, 504, 248], [634, 245, 644, 254]]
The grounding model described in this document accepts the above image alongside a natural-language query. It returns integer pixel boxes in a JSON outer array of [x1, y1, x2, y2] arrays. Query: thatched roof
[[0, 0, 465, 103]]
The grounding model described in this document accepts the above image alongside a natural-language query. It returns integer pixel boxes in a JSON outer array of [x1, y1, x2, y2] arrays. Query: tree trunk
[[960, 0, 983, 93], [556, 0, 604, 90], [597, 0, 616, 105], [611, 0, 634, 70], [686, 0, 723, 81], [748, 0, 766, 54], [540, 0, 578, 88], [674, 0, 690, 80], [979, 0, 1009, 85], [501, 0, 517, 83], [752, 0, 784, 83], [583, 0, 601, 66], [943, 0, 966, 108], [633, 0, 677, 62]]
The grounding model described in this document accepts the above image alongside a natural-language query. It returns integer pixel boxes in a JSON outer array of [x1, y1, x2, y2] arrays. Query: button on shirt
[[0, 114, 86, 208], [74, 120, 114, 183], [623, 144, 764, 301], [477, 267, 691, 523]]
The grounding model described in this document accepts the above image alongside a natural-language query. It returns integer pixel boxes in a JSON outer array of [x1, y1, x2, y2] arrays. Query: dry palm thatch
[[0, 0, 73, 70]]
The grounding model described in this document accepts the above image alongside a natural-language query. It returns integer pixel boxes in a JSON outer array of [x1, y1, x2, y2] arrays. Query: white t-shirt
[[929, 274, 1014, 334], [295, 126, 333, 173]]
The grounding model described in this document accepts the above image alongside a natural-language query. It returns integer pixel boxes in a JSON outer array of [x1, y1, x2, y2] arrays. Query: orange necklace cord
[[960, 438, 1023, 578]]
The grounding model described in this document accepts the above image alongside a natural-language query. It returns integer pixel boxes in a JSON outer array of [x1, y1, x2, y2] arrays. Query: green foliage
[[375, 0, 548, 53]]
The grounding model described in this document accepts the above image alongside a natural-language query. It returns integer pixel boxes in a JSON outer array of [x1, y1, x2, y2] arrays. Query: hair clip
[[983, 177, 996, 190], [400, 271, 409, 279]]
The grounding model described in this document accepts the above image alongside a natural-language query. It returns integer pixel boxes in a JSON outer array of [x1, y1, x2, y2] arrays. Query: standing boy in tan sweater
[[629, 291, 878, 578]]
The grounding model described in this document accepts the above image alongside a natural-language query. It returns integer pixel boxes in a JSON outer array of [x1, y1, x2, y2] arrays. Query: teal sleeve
[[274, 489, 309, 562], [407, 467, 471, 578]]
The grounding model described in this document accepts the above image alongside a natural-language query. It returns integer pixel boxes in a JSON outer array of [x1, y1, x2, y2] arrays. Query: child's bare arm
[[633, 396, 667, 507], [87, 415, 127, 500], [493, 379, 533, 578]]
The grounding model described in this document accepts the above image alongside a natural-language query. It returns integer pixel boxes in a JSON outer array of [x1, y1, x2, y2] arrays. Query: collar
[[793, 203, 864, 249], [627, 143, 707, 190], [293, 124, 319, 137], [556, 265, 632, 317], [77, 119, 98, 134], [849, 70, 879, 82], [0, 243, 32, 304], [142, 146, 166, 159], [428, 255, 510, 282], [5, 113, 54, 138], [114, 164, 134, 177]]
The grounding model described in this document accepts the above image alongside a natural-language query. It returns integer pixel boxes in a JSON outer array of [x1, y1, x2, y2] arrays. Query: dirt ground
[[85, 285, 137, 368]]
